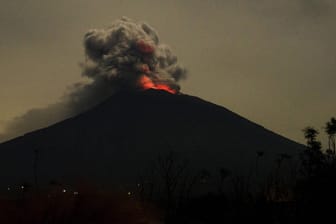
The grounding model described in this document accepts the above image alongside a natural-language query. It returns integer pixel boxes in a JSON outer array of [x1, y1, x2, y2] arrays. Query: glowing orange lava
[[138, 75, 177, 94]]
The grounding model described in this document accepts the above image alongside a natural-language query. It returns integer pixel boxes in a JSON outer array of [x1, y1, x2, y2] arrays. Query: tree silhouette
[[301, 127, 323, 177], [302, 127, 321, 150], [296, 118, 336, 223], [325, 117, 336, 154]]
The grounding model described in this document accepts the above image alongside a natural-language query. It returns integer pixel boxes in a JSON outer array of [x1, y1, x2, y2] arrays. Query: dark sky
[[0, 0, 335, 144]]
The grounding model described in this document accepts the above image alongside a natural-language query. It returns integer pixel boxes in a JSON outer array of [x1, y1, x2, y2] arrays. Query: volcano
[[0, 90, 304, 191]]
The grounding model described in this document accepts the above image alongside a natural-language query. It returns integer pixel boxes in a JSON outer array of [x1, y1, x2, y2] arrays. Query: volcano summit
[[0, 89, 303, 191], [0, 18, 304, 192]]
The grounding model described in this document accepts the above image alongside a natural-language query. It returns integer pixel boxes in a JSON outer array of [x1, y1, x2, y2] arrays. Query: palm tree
[[302, 127, 321, 150], [325, 117, 336, 154], [302, 127, 323, 177]]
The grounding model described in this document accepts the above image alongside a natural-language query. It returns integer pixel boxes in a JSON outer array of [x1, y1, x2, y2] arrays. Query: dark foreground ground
[[1, 166, 335, 224]]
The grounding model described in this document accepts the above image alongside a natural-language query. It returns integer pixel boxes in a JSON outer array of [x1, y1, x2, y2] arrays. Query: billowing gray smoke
[[70, 17, 187, 112], [82, 16, 186, 92], [0, 17, 187, 143]]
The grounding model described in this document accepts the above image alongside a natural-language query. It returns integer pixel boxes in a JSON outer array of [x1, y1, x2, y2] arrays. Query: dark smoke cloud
[[0, 17, 187, 143], [82, 17, 186, 92]]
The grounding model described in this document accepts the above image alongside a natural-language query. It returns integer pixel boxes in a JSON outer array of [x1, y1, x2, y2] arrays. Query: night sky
[[1, 0, 335, 144]]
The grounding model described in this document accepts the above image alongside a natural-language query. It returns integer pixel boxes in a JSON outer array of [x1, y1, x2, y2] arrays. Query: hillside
[[0, 90, 304, 191]]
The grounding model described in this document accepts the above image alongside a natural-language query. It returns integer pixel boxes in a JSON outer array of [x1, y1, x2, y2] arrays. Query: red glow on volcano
[[138, 75, 177, 94], [136, 40, 155, 54]]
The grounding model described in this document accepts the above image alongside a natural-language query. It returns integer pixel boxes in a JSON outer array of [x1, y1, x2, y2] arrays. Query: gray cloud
[[0, 103, 69, 142]]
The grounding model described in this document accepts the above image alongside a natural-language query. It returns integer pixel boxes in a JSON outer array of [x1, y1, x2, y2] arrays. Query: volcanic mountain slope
[[0, 90, 304, 189]]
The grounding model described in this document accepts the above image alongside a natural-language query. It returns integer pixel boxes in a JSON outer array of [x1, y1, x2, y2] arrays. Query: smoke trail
[[0, 17, 187, 142]]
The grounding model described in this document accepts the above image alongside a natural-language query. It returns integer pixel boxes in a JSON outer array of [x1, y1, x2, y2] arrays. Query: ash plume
[[0, 17, 187, 143], [82, 16, 186, 93]]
